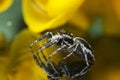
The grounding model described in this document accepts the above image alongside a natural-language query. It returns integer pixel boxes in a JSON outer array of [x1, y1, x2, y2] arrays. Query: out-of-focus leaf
[[0, 0, 25, 42], [0, 0, 13, 12], [22, 0, 84, 33], [89, 17, 103, 38]]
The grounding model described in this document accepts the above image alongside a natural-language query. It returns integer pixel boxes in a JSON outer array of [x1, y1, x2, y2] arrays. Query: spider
[[30, 30, 95, 80]]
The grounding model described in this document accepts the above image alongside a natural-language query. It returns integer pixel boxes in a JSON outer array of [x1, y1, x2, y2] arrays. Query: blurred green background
[[0, 0, 120, 80]]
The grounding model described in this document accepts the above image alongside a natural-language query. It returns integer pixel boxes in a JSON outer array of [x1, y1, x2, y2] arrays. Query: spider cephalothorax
[[30, 30, 95, 80]]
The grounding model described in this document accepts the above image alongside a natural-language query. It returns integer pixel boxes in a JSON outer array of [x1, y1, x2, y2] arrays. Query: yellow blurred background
[[0, 0, 120, 80]]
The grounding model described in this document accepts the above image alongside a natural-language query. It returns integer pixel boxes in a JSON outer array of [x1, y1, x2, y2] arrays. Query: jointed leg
[[36, 49, 60, 79], [71, 52, 90, 78], [30, 32, 61, 79], [31, 50, 48, 73], [30, 32, 54, 66], [35, 40, 57, 67], [62, 43, 78, 61], [36, 50, 60, 79], [48, 45, 67, 60], [80, 42, 95, 62], [35, 41, 60, 75], [30, 45, 41, 67], [47, 61, 59, 76], [80, 53, 90, 75], [30, 32, 53, 48], [36, 41, 57, 57], [35, 36, 57, 62]]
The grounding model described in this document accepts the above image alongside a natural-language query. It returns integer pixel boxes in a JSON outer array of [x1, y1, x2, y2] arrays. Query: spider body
[[30, 30, 95, 80]]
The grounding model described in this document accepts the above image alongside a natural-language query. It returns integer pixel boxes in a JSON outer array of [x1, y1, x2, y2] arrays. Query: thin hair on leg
[[62, 43, 78, 61], [48, 45, 67, 60], [30, 32, 54, 49], [71, 52, 90, 78]]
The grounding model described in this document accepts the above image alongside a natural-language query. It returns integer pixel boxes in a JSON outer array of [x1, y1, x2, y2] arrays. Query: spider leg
[[31, 51, 49, 75], [37, 55, 60, 79], [36, 40, 57, 56], [36, 48, 60, 79], [34, 39, 57, 66], [62, 43, 78, 61], [85, 48, 95, 62], [30, 32, 53, 47], [35, 36, 58, 66], [29, 32, 54, 66], [48, 45, 67, 60], [36, 41, 60, 73], [29, 32, 61, 78], [80, 53, 90, 75], [31, 45, 48, 70], [36, 50, 61, 79], [71, 43, 90, 78], [32, 54, 41, 66], [30, 32, 53, 55], [77, 37, 95, 62], [47, 61, 60, 78], [71, 53, 90, 78], [35, 35, 57, 57]]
